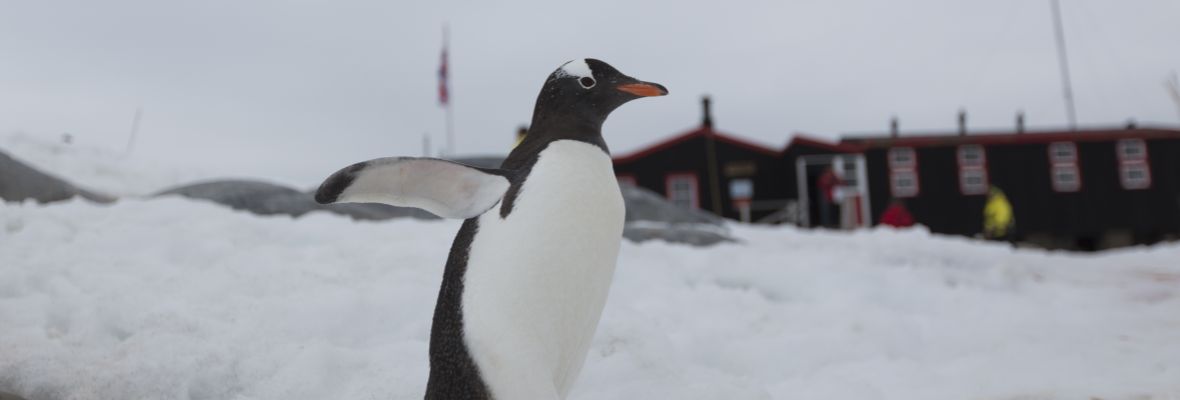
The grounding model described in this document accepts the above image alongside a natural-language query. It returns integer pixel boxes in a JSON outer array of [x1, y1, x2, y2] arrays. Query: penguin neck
[[502, 113, 608, 170], [529, 112, 604, 145]]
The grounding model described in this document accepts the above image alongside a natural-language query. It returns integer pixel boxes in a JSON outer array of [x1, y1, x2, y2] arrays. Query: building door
[[795, 154, 870, 228]]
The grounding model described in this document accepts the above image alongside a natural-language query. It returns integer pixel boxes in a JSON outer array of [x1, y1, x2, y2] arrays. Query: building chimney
[[701, 95, 713, 129], [958, 109, 967, 136], [1126, 118, 1137, 130], [1016, 111, 1025, 134], [890, 116, 899, 137]]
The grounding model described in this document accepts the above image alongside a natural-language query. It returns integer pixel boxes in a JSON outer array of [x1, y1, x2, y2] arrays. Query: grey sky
[[2, 0, 1178, 186]]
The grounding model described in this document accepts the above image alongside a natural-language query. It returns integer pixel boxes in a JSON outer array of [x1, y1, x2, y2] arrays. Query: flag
[[438, 45, 449, 106]]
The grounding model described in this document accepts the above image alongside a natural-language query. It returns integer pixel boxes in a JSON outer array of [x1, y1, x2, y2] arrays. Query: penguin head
[[531, 58, 668, 130]]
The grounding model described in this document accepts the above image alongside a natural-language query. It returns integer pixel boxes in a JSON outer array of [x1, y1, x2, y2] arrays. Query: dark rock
[[618, 182, 733, 246], [0, 149, 114, 204], [144, 156, 734, 245]]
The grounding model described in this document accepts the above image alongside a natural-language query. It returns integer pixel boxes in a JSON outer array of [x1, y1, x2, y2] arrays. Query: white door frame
[[795, 153, 871, 228]]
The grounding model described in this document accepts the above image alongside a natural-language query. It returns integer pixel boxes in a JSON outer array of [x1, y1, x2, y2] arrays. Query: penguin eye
[[579, 76, 596, 89]]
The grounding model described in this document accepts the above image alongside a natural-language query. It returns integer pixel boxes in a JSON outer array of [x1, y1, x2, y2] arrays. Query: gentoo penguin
[[314, 58, 666, 399]]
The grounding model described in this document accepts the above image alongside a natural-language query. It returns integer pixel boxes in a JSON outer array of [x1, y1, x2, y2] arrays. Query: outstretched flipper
[[315, 157, 511, 219]]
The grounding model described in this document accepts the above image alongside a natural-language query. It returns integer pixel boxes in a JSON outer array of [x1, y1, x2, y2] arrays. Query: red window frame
[[1116, 139, 1147, 162], [1116, 139, 1151, 190], [664, 172, 700, 209], [1119, 162, 1152, 190], [889, 169, 920, 198], [1049, 142, 1078, 164], [957, 145, 988, 195], [888, 147, 916, 169], [1047, 142, 1081, 193], [887, 147, 919, 198]]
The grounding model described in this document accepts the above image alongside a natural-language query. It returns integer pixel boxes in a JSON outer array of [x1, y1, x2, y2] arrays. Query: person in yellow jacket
[[983, 185, 1015, 240]]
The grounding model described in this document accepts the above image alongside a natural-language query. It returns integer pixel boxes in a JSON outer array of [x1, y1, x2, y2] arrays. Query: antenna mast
[[1166, 71, 1180, 122], [1050, 0, 1078, 129], [125, 107, 143, 155]]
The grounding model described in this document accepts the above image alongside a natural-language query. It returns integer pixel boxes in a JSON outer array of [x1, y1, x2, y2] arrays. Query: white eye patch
[[556, 59, 593, 79]]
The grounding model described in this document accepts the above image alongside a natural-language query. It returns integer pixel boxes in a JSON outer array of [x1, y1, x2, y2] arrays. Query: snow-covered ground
[[3, 133, 1180, 399]]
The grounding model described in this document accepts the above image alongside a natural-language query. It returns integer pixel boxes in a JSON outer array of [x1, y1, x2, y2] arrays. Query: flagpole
[[443, 24, 455, 156], [125, 106, 143, 156]]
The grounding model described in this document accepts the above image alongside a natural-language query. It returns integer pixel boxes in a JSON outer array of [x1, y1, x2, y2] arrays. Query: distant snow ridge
[[0, 132, 212, 197], [1, 134, 732, 245]]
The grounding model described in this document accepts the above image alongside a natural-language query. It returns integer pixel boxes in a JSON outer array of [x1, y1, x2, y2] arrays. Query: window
[[1120, 163, 1151, 189], [1049, 142, 1077, 164], [957, 145, 988, 195], [887, 147, 919, 198], [957, 145, 985, 167], [1051, 164, 1081, 192], [959, 168, 988, 195], [1116, 139, 1151, 190], [1117, 139, 1146, 162], [888, 147, 916, 169], [665, 173, 699, 209], [890, 170, 919, 198], [1048, 142, 1081, 192]]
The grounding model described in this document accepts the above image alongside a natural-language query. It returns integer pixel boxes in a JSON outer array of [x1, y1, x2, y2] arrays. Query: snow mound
[[3, 199, 1180, 399]]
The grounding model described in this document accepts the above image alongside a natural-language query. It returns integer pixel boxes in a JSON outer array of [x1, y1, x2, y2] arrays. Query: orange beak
[[617, 82, 669, 97]]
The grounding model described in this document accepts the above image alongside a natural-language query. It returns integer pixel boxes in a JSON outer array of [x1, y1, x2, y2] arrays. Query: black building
[[840, 125, 1180, 250], [613, 98, 1180, 249], [613, 98, 787, 222]]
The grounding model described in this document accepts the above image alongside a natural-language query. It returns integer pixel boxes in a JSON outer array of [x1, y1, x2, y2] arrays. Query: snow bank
[[3, 198, 1179, 399], [1, 132, 218, 197]]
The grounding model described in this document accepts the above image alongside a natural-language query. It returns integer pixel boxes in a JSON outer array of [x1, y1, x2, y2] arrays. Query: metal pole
[[703, 129, 723, 215], [796, 158, 810, 227], [443, 24, 455, 156], [1165, 71, 1180, 122], [446, 100, 454, 156], [1051, 0, 1078, 129], [125, 107, 143, 155]]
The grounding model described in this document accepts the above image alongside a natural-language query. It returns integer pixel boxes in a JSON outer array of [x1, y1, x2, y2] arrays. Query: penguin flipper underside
[[314, 157, 512, 219]]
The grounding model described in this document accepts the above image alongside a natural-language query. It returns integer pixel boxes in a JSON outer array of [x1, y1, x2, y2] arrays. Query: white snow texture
[[2, 133, 1180, 399]]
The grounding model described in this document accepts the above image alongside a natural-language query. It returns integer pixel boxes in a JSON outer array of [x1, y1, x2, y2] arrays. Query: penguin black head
[[528, 58, 668, 134]]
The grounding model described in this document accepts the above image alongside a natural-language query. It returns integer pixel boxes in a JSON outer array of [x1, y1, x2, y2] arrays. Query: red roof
[[611, 125, 1180, 165], [613, 126, 781, 164], [784, 134, 860, 153], [839, 126, 1180, 149]]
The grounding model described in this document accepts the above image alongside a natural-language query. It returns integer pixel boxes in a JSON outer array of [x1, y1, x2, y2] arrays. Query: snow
[[3, 198, 1180, 399], [3, 135, 1180, 399]]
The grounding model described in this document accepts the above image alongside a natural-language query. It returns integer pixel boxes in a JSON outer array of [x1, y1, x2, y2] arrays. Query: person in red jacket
[[879, 199, 915, 228], [816, 166, 841, 228]]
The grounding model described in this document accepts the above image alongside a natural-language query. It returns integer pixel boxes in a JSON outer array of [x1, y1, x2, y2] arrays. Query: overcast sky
[[2, 0, 1178, 186]]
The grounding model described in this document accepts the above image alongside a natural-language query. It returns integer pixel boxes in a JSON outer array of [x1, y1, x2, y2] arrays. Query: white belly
[[461, 140, 625, 399]]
